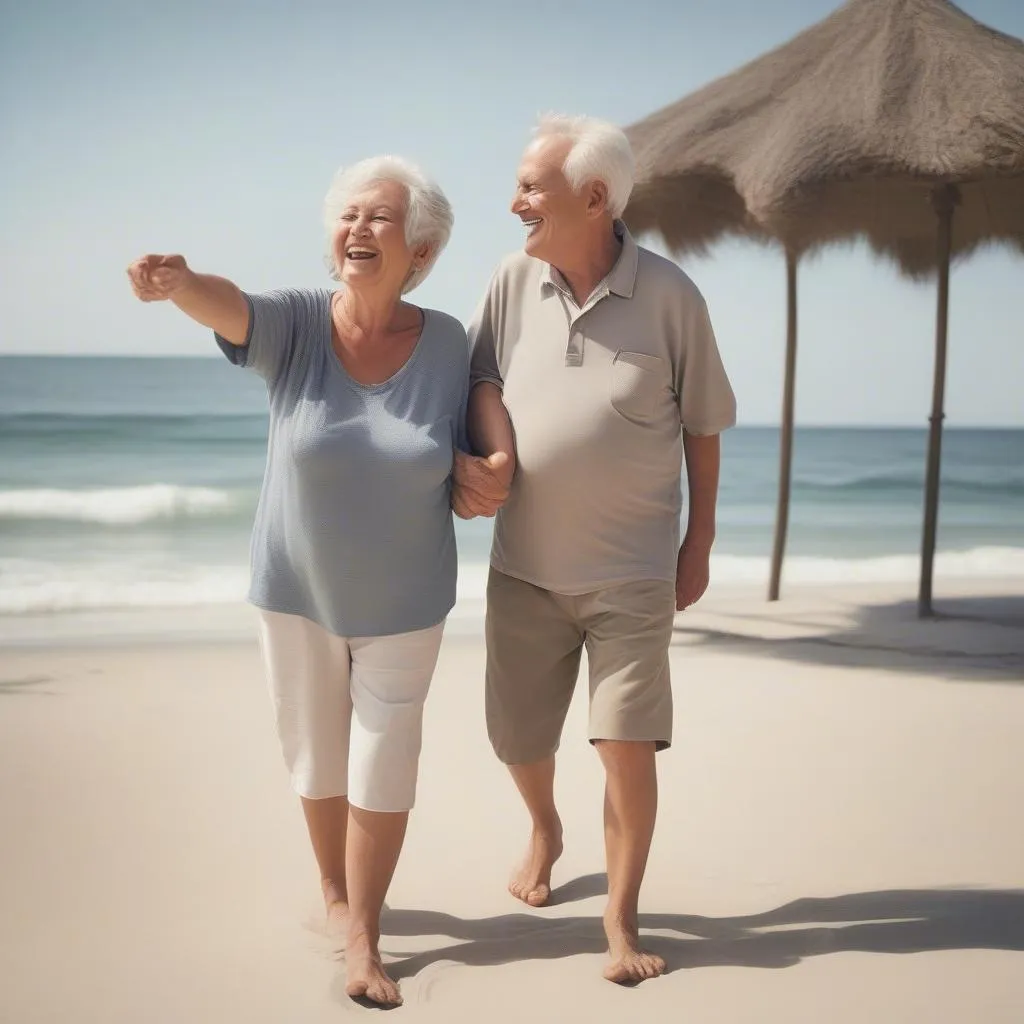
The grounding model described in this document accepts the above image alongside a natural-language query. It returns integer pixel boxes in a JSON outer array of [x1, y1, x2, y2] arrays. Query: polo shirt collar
[[539, 219, 639, 301]]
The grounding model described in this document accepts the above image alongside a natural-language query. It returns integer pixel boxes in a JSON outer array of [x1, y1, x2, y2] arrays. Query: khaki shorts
[[485, 568, 676, 764]]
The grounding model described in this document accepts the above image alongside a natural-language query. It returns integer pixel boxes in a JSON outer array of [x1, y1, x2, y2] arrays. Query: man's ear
[[586, 180, 610, 217]]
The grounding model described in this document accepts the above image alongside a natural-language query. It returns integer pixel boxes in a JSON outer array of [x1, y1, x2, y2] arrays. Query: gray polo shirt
[[216, 288, 468, 637], [469, 222, 736, 594]]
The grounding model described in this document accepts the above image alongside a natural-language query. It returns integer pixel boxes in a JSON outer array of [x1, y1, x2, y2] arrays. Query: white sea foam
[[710, 546, 1024, 585], [454, 547, 1024, 599], [0, 485, 235, 525], [2, 548, 1022, 616], [0, 560, 249, 614]]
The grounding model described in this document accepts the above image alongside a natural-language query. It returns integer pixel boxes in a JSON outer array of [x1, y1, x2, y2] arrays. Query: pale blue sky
[[1, 0, 1021, 426]]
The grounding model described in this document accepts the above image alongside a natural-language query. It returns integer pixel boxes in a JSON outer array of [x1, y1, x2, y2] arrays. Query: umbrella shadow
[[673, 593, 1024, 683], [380, 882, 1024, 981]]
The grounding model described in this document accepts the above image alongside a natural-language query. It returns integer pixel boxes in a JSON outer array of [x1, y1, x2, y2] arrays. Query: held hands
[[675, 536, 712, 611], [452, 450, 512, 519], [126, 254, 192, 302]]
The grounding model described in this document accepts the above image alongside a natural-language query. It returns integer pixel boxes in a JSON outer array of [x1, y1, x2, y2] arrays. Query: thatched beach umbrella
[[623, 0, 1024, 616]]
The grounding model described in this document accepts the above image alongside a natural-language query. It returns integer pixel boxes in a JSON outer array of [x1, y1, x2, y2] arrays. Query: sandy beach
[[2, 578, 1023, 1023]]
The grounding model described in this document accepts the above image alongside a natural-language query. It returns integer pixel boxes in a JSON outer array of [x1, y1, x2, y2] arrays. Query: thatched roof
[[624, 0, 1024, 275]]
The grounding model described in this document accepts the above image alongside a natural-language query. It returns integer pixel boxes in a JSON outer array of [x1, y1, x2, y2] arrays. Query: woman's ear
[[412, 241, 434, 271]]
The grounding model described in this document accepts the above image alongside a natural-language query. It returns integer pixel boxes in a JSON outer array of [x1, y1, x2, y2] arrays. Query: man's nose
[[510, 191, 526, 215]]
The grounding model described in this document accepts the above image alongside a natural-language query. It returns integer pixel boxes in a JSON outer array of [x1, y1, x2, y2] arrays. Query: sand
[[1, 579, 1022, 1022]]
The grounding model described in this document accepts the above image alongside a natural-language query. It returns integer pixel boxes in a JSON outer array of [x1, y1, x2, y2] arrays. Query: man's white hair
[[323, 155, 453, 293], [534, 114, 635, 218]]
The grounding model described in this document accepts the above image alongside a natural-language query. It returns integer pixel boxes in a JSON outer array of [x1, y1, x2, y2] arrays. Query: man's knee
[[593, 738, 658, 772]]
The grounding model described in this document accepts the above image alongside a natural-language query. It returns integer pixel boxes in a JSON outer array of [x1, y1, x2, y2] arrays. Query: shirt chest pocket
[[609, 350, 667, 425]]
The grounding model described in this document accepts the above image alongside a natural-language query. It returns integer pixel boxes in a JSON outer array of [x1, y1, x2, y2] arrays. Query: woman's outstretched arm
[[126, 253, 250, 344]]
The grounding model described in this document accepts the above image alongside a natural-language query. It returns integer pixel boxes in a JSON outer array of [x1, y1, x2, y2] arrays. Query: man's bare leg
[[301, 795, 350, 937], [507, 755, 563, 906], [343, 806, 409, 1006], [594, 740, 665, 983]]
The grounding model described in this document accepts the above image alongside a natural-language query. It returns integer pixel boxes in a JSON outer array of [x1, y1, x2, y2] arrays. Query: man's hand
[[452, 450, 512, 519], [126, 254, 193, 302], [675, 536, 712, 611]]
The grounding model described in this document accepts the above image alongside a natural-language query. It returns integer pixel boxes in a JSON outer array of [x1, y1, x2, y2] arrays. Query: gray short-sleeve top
[[216, 288, 469, 638]]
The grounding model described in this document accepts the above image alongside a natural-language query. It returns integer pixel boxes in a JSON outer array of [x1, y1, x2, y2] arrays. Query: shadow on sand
[[672, 593, 1024, 682], [0, 675, 58, 696], [379, 875, 1024, 980]]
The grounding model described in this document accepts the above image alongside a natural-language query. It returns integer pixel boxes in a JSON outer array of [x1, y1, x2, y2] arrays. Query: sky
[[1, 0, 1021, 427]]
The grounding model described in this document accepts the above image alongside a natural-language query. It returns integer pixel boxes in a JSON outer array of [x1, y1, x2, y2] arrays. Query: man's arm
[[451, 272, 518, 519], [452, 383, 516, 519], [672, 278, 734, 610], [683, 431, 720, 547], [675, 431, 721, 610], [467, 382, 516, 471]]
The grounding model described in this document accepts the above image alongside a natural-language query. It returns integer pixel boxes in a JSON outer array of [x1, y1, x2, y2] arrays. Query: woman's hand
[[452, 450, 511, 519], [124, 256, 250, 343], [126, 254, 193, 302]]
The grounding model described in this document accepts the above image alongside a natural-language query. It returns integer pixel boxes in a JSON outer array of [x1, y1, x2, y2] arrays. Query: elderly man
[[453, 114, 736, 984]]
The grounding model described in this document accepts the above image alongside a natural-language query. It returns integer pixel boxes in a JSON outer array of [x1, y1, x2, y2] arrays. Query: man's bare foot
[[508, 827, 563, 907], [345, 932, 402, 1007], [321, 879, 349, 941], [603, 911, 665, 984]]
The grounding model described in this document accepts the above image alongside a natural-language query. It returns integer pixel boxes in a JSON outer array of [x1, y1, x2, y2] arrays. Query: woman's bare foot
[[321, 879, 349, 941], [344, 931, 402, 1007], [508, 827, 563, 907], [602, 909, 665, 984]]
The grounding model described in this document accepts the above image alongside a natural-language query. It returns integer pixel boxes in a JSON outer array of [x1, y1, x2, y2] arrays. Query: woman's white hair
[[533, 114, 636, 218], [323, 155, 453, 293]]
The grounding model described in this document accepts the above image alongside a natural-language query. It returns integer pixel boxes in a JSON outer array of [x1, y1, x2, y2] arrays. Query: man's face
[[510, 136, 591, 264]]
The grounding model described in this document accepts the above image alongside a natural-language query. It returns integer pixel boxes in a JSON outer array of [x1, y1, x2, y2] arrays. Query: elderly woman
[[127, 157, 467, 1007]]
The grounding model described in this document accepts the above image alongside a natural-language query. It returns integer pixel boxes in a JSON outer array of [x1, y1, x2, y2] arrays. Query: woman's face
[[331, 179, 424, 295]]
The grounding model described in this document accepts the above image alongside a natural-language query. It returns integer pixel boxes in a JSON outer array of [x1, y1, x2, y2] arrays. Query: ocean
[[1, 356, 1022, 627]]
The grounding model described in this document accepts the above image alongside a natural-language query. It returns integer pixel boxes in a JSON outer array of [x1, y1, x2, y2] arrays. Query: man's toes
[[525, 885, 550, 907], [603, 952, 665, 985], [345, 979, 368, 998], [347, 973, 402, 1007], [369, 979, 402, 1006], [603, 960, 630, 984], [636, 953, 665, 980]]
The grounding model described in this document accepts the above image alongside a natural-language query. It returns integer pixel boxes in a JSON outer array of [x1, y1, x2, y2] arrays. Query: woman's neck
[[333, 286, 407, 345]]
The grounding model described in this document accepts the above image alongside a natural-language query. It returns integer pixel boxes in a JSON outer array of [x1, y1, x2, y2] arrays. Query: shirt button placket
[[565, 321, 584, 367]]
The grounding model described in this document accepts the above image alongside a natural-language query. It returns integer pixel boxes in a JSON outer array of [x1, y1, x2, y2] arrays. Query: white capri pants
[[256, 610, 445, 812]]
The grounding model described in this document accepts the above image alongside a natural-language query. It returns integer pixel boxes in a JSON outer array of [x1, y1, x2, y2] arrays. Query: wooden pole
[[918, 184, 960, 618], [769, 249, 799, 602]]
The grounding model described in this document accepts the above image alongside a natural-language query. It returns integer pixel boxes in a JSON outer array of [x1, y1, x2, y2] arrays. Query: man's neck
[[554, 224, 622, 307]]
